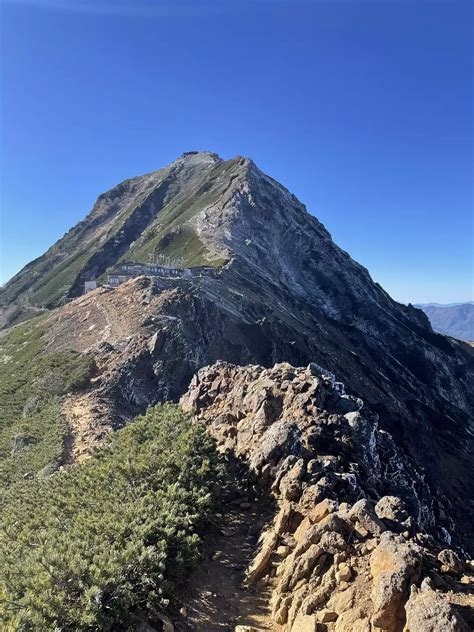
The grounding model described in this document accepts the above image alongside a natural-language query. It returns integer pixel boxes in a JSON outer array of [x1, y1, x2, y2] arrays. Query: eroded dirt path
[[174, 486, 280, 632], [61, 392, 114, 464]]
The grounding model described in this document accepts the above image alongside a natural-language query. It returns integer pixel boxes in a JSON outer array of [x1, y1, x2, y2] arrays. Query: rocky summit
[[1, 152, 473, 629]]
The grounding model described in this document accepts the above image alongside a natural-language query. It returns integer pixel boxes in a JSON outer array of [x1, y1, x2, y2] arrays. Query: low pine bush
[[0, 404, 224, 630]]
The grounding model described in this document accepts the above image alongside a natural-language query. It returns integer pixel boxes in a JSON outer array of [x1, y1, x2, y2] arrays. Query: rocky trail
[[174, 475, 279, 632]]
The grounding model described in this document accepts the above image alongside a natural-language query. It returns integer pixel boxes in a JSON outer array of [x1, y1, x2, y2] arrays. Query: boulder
[[298, 484, 326, 508], [290, 612, 317, 632], [277, 545, 292, 558], [294, 513, 351, 557], [274, 501, 294, 535], [309, 498, 339, 523], [279, 460, 305, 501], [375, 495, 410, 526], [281, 543, 325, 591], [245, 530, 278, 585], [294, 499, 338, 542], [438, 549, 464, 576], [299, 565, 336, 615], [335, 562, 352, 583], [334, 608, 371, 632], [349, 499, 386, 537], [326, 585, 356, 615], [317, 608, 338, 623], [370, 532, 422, 632], [250, 420, 302, 472], [274, 595, 292, 625], [404, 583, 470, 631]]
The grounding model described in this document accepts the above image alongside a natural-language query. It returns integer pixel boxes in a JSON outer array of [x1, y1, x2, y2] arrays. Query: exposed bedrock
[[180, 361, 474, 632]]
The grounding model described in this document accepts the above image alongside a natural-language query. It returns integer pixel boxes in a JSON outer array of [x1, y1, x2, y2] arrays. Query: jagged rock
[[312, 499, 338, 521], [334, 609, 371, 632], [250, 420, 302, 472], [300, 565, 337, 615], [180, 362, 473, 631], [290, 612, 317, 632], [274, 595, 292, 624], [375, 495, 413, 534], [326, 585, 356, 615], [404, 582, 470, 631], [338, 501, 351, 515], [279, 530, 346, 599], [284, 543, 326, 591], [349, 499, 386, 537], [277, 545, 292, 558], [335, 563, 352, 583], [245, 530, 278, 585], [279, 461, 304, 501], [375, 495, 409, 523], [294, 499, 339, 543], [274, 501, 294, 535], [370, 532, 422, 631], [438, 548, 464, 575], [317, 608, 338, 622], [293, 515, 351, 557]]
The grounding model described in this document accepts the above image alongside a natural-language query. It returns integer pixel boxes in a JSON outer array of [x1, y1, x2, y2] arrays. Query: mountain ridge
[[1, 151, 473, 555], [415, 302, 474, 342], [0, 151, 232, 322]]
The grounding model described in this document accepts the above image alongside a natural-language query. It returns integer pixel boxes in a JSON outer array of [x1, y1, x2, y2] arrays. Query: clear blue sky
[[1, 0, 472, 304]]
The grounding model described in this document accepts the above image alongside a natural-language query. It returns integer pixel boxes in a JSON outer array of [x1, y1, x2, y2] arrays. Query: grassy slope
[[122, 159, 239, 267], [0, 316, 95, 490], [0, 172, 163, 309], [2, 160, 235, 312]]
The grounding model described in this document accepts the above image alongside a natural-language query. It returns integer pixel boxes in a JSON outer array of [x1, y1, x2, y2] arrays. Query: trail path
[[61, 392, 113, 464], [174, 489, 280, 632]]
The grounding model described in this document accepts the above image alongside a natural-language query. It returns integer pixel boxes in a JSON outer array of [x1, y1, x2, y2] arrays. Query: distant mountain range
[[416, 302, 474, 342]]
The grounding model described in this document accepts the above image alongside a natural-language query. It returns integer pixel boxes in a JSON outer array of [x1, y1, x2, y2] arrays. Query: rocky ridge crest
[[181, 361, 474, 632]]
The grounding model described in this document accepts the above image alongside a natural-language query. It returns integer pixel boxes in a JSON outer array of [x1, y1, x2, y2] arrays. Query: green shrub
[[0, 404, 224, 631]]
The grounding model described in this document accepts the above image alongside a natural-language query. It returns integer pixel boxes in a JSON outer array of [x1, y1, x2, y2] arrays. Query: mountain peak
[[1, 153, 473, 555], [173, 150, 223, 166], [179, 149, 222, 160]]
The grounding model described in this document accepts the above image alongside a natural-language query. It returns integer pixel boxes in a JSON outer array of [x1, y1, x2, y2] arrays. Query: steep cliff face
[[1, 152, 473, 553]]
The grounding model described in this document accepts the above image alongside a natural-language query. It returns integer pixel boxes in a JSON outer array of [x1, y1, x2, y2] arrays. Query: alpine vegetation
[[0, 404, 223, 630]]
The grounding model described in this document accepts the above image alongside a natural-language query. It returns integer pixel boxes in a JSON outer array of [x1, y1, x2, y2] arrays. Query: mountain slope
[[1, 151, 473, 554], [417, 303, 474, 341], [0, 152, 233, 324]]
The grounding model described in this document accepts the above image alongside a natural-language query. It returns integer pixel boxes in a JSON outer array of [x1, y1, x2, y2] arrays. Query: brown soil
[[174, 490, 281, 632], [61, 392, 114, 464]]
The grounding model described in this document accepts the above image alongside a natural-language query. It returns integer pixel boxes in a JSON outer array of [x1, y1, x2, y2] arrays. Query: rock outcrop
[[181, 361, 474, 632]]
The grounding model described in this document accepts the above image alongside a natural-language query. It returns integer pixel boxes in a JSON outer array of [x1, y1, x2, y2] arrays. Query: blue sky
[[1, 0, 472, 303]]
